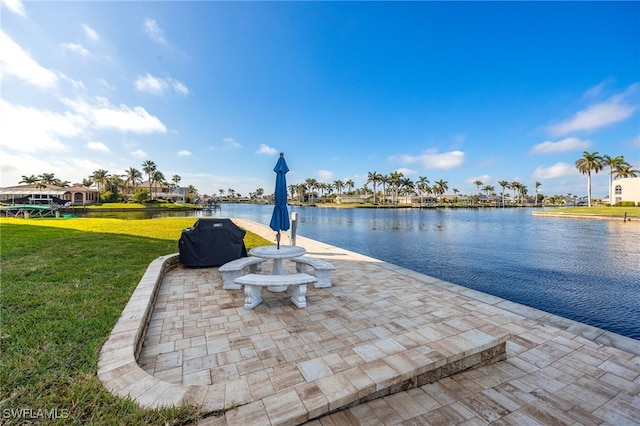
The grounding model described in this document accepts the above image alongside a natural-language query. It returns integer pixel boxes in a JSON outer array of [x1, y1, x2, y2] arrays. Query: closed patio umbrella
[[269, 152, 290, 249]]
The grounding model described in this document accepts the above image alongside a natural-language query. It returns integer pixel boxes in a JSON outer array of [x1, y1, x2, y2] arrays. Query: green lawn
[[0, 217, 271, 425], [537, 206, 640, 217]]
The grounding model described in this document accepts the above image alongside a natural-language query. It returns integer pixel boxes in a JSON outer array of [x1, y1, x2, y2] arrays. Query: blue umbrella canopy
[[269, 153, 290, 247]]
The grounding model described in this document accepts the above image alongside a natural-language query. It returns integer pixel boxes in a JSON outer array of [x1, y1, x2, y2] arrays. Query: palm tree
[[510, 181, 520, 205], [399, 177, 414, 203], [416, 176, 429, 205], [82, 178, 93, 188], [389, 171, 403, 204], [19, 175, 39, 185], [345, 179, 355, 194], [473, 180, 483, 196], [125, 167, 143, 196], [535, 182, 542, 206], [305, 178, 318, 204], [141, 160, 157, 199], [498, 180, 509, 207], [38, 172, 57, 185], [367, 171, 382, 204], [185, 185, 199, 204], [333, 180, 344, 195], [601, 155, 628, 205], [614, 163, 640, 179], [433, 179, 448, 202], [151, 170, 165, 199], [575, 151, 603, 207], [91, 169, 110, 202], [378, 174, 388, 204]]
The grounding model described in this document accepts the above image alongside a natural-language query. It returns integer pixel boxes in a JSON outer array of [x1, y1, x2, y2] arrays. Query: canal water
[[86, 205, 640, 339]]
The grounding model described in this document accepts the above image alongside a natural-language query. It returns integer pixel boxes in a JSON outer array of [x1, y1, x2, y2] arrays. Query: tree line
[[19, 160, 199, 204]]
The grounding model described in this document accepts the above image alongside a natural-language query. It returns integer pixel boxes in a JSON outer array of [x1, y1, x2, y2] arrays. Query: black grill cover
[[179, 218, 248, 267]]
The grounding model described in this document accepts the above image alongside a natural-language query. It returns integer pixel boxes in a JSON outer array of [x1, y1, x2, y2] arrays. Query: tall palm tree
[[345, 179, 355, 194], [367, 171, 382, 204], [305, 178, 318, 204], [91, 169, 110, 202], [379, 175, 389, 204], [389, 171, 403, 204], [510, 181, 520, 205], [601, 155, 628, 205], [433, 179, 449, 202], [333, 180, 344, 195], [575, 151, 603, 207], [151, 170, 165, 199], [141, 160, 157, 199], [125, 167, 143, 196], [416, 176, 429, 205], [498, 180, 509, 207], [535, 182, 542, 206], [82, 178, 93, 188]]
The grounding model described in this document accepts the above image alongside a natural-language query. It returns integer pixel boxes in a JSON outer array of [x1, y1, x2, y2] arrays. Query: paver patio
[[99, 218, 640, 425]]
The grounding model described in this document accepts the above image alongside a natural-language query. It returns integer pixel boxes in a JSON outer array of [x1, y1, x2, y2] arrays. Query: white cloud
[[256, 144, 277, 155], [395, 168, 417, 176], [0, 30, 57, 87], [465, 175, 491, 184], [548, 85, 638, 136], [82, 24, 99, 41], [63, 97, 167, 134], [135, 73, 189, 95], [317, 170, 333, 181], [171, 80, 189, 95], [131, 149, 147, 158], [223, 137, 242, 149], [135, 73, 165, 94], [59, 42, 90, 57], [144, 18, 166, 44], [532, 162, 578, 179], [87, 141, 109, 153], [1, 0, 26, 17], [0, 99, 81, 153], [530, 137, 591, 154], [630, 134, 640, 147], [392, 149, 465, 169], [177, 150, 191, 157]]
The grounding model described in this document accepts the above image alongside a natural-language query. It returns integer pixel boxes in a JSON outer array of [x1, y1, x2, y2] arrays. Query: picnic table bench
[[233, 273, 317, 309], [291, 256, 336, 288], [218, 257, 267, 290]]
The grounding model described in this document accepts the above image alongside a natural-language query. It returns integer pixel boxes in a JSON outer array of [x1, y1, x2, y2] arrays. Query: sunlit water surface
[[87, 205, 640, 339]]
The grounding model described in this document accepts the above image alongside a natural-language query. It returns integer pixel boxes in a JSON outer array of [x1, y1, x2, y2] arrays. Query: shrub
[[616, 201, 637, 207]]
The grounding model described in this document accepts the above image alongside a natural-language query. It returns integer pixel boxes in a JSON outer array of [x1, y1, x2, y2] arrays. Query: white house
[[611, 177, 640, 205]]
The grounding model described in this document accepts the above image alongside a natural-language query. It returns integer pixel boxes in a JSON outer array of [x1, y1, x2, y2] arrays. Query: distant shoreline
[[532, 210, 638, 222]]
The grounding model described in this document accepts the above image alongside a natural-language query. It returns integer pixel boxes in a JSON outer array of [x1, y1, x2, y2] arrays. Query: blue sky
[[1, 1, 638, 199]]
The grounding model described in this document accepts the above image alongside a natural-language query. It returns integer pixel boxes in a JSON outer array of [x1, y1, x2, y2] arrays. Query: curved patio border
[[97, 253, 221, 411]]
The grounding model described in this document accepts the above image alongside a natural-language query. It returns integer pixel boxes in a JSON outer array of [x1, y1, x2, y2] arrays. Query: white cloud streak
[[1, 0, 26, 17], [532, 162, 578, 179], [391, 149, 465, 169], [548, 85, 638, 136], [135, 73, 189, 95], [177, 150, 192, 157], [317, 170, 333, 181], [256, 144, 277, 155], [144, 18, 167, 44], [0, 30, 57, 87], [59, 42, 90, 57], [530, 137, 591, 154], [82, 24, 99, 41], [87, 141, 110, 152]]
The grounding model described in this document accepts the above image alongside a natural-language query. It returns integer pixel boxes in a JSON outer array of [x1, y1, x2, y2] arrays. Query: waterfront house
[[0, 184, 98, 206], [611, 177, 640, 205]]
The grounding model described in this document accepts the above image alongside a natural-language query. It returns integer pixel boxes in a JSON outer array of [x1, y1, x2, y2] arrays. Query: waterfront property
[[0, 183, 98, 205], [611, 177, 640, 205]]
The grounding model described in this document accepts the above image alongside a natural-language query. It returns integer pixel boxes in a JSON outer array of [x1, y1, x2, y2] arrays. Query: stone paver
[[99, 218, 640, 426]]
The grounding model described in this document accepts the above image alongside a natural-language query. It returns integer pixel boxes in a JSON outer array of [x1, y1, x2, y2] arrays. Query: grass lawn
[[0, 217, 271, 425], [536, 206, 640, 217]]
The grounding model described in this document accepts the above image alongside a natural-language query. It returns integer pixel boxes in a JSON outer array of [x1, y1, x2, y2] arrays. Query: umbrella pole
[[276, 231, 281, 249]]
